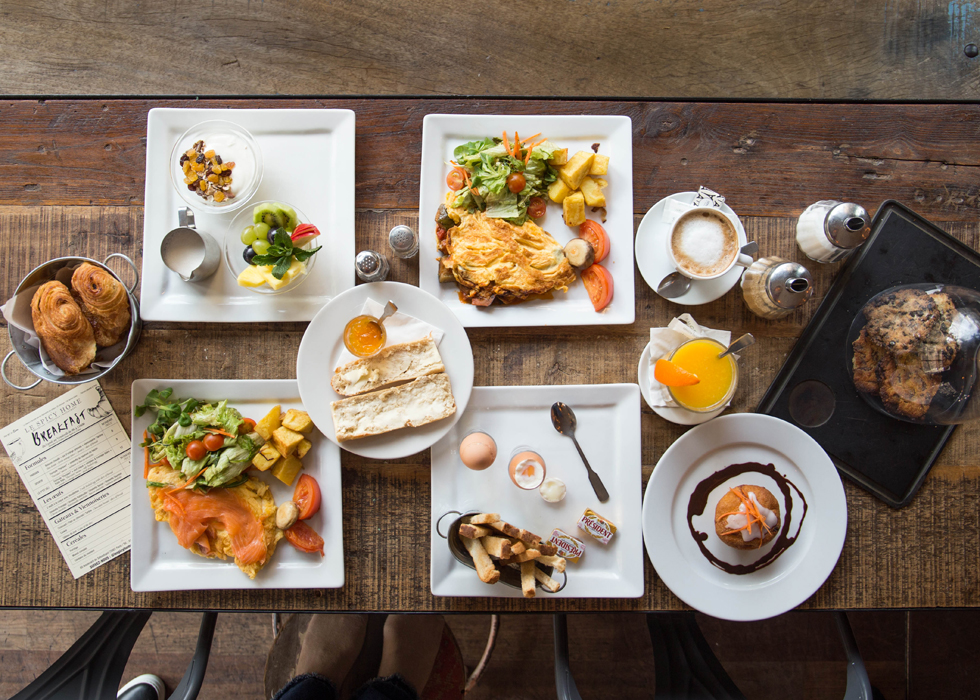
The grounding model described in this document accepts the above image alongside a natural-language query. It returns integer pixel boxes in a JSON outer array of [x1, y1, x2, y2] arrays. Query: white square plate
[[130, 379, 343, 591], [141, 108, 356, 322], [418, 114, 635, 327], [430, 384, 644, 598]]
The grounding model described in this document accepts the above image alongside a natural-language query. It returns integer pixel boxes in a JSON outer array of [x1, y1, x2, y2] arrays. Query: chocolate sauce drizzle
[[686, 462, 808, 575]]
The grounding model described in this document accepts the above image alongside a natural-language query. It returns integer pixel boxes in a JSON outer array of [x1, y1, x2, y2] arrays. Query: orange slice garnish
[[654, 359, 700, 386]]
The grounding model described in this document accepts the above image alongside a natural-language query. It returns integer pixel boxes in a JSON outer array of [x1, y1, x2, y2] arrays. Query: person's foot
[[294, 614, 369, 685], [376, 614, 445, 694]]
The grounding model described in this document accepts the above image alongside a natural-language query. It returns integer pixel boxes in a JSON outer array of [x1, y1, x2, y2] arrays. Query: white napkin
[[1, 265, 130, 377], [335, 298, 445, 366], [648, 314, 732, 408]]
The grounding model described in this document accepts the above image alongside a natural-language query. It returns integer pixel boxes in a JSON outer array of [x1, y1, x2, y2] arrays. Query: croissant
[[71, 263, 131, 347], [31, 281, 97, 375]]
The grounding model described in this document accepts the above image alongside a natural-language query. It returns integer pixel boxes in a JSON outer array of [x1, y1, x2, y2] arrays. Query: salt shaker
[[795, 200, 871, 263], [355, 250, 390, 282], [740, 256, 814, 320], [388, 225, 419, 259]]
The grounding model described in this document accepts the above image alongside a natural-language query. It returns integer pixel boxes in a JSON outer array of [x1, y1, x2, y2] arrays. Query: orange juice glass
[[666, 338, 738, 412]]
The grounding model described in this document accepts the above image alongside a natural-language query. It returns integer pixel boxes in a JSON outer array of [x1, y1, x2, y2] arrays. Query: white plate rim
[[418, 113, 635, 328], [296, 281, 475, 459], [129, 378, 344, 591], [634, 191, 747, 305], [429, 383, 645, 598], [642, 413, 847, 620], [140, 107, 356, 322]]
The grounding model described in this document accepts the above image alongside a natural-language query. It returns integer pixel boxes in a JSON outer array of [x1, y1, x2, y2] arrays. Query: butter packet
[[577, 508, 617, 544], [549, 528, 586, 563]]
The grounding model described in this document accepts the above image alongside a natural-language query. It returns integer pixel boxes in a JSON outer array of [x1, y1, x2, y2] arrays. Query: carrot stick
[[179, 467, 209, 490], [524, 139, 545, 165], [502, 130, 511, 157], [205, 428, 235, 438], [514, 132, 520, 158], [519, 132, 541, 144]]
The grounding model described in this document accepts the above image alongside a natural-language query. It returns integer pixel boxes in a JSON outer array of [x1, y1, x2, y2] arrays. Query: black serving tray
[[757, 201, 980, 508]]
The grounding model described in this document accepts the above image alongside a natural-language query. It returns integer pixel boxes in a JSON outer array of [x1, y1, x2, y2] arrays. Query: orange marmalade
[[343, 315, 386, 357]]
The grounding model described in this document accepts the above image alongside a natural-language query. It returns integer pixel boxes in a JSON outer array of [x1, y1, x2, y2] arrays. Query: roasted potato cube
[[593, 177, 608, 189], [562, 192, 586, 227], [252, 443, 281, 471], [548, 178, 572, 204], [272, 454, 304, 486], [559, 151, 595, 190], [255, 405, 281, 440], [281, 409, 313, 434], [548, 148, 568, 166], [272, 426, 304, 457], [296, 438, 312, 459], [589, 154, 609, 176], [579, 177, 607, 208]]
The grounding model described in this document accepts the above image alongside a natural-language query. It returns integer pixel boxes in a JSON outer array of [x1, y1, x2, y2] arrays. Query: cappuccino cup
[[667, 207, 753, 281]]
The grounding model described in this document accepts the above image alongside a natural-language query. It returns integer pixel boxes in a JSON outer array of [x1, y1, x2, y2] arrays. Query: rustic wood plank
[[1, 1, 978, 100], [2, 204, 979, 611], [3, 99, 980, 222]]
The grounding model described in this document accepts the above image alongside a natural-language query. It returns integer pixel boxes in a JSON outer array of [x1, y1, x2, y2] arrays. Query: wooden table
[[1, 98, 979, 613]]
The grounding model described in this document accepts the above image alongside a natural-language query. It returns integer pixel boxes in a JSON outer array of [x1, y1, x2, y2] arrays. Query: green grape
[[251, 238, 271, 255], [240, 226, 257, 245], [252, 222, 271, 240]]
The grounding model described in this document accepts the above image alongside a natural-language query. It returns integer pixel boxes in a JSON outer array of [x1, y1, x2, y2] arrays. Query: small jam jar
[[343, 315, 386, 358]]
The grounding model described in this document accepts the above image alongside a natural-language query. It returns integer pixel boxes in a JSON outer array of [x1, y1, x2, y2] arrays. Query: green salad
[[449, 132, 561, 225], [137, 388, 264, 490]]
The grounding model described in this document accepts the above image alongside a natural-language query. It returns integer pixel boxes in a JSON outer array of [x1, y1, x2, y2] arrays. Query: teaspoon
[[550, 402, 609, 503], [718, 333, 755, 359]]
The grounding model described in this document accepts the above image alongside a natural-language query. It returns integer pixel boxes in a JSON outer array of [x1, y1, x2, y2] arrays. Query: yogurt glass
[[170, 120, 262, 213]]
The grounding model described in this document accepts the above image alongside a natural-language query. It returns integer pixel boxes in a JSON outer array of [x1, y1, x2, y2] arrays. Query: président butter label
[[549, 528, 586, 563], [577, 508, 617, 544]]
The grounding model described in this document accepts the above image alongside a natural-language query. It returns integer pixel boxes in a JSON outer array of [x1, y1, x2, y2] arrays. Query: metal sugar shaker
[[355, 250, 390, 282], [740, 256, 814, 320], [388, 225, 419, 259], [795, 200, 871, 263]]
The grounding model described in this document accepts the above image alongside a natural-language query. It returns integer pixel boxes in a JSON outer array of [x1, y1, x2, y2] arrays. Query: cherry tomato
[[185, 440, 206, 461], [527, 196, 547, 219], [284, 521, 325, 556], [293, 474, 322, 520], [447, 167, 466, 191], [203, 433, 225, 452], [239, 418, 256, 435], [506, 172, 526, 194], [581, 263, 614, 312], [578, 220, 610, 263]]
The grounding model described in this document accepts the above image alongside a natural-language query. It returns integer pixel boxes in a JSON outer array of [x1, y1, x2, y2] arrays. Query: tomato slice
[[581, 263, 614, 312], [293, 474, 322, 520], [578, 220, 610, 263], [447, 167, 466, 191], [284, 521, 325, 556], [527, 196, 547, 219]]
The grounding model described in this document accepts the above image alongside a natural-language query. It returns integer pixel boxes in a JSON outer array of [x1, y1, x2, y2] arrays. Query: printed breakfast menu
[[0, 382, 131, 578]]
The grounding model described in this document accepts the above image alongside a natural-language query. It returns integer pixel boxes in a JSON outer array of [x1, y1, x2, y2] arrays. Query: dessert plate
[[637, 342, 726, 426], [130, 379, 343, 591], [297, 282, 474, 460], [642, 413, 847, 620], [418, 113, 635, 328], [430, 384, 644, 598], [634, 192, 747, 306], [141, 108, 356, 322]]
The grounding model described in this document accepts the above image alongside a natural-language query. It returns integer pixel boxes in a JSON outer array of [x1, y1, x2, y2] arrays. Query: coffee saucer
[[637, 342, 727, 426], [635, 192, 748, 305]]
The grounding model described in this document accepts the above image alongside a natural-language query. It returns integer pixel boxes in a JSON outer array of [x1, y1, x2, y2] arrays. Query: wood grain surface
[[2, 1, 979, 100], [1, 99, 979, 612]]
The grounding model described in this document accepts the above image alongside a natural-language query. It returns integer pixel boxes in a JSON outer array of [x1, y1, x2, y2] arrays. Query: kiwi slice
[[276, 203, 298, 233], [252, 203, 283, 229]]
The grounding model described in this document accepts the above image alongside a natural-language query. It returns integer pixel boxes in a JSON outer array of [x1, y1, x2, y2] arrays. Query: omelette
[[147, 465, 282, 579], [437, 194, 576, 306]]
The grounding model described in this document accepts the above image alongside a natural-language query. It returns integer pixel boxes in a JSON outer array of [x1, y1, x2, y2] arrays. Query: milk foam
[[671, 211, 738, 278]]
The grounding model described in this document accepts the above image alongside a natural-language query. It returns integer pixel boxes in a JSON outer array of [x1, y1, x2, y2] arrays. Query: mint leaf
[[272, 255, 292, 279], [275, 228, 293, 250], [250, 254, 280, 266], [293, 246, 322, 262]]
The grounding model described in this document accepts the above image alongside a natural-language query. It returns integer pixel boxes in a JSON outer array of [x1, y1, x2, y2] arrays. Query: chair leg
[[11, 610, 152, 700], [647, 613, 746, 700], [167, 612, 218, 700], [553, 614, 583, 700], [835, 612, 874, 700]]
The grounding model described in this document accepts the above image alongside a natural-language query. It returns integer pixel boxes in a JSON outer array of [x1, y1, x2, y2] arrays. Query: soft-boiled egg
[[459, 432, 497, 470]]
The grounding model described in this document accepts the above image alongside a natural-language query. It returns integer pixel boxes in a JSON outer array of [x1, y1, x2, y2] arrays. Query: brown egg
[[459, 432, 497, 470]]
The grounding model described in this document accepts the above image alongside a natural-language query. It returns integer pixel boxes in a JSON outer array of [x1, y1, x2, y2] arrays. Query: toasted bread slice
[[459, 523, 492, 539], [331, 336, 445, 397], [330, 373, 456, 441], [469, 513, 501, 525], [490, 520, 542, 546]]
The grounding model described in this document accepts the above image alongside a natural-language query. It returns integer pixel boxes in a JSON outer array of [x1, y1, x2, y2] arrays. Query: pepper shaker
[[355, 250, 390, 282], [740, 256, 814, 320], [795, 200, 871, 263], [388, 225, 419, 259]]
